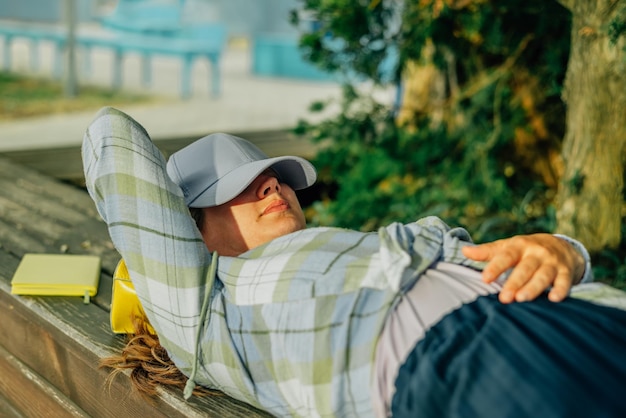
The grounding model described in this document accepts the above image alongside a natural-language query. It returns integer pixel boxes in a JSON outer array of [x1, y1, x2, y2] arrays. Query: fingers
[[500, 262, 556, 303], [547, 270, 574, 302], [462, 234, 581, 304], [503, 266, 573, 303], [462, 241, 516, 283], [461, 244, 493, 262]]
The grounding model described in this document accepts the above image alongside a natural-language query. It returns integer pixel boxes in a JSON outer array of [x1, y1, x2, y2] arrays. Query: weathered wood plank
[[0, 218, 51, 255], [0, 146, 86, 184], [0, 158, 98, 216], [0, 178, 93, 227], [52, 218, 120, 275], [0, 193, 70, 242], [0, 390, 25, 418], [0, 249, 21, 278], [0, 345, 89, 418], [0, 157, 107, 258]]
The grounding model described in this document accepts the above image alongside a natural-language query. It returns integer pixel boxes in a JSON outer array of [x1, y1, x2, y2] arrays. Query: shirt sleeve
[[553, 234, 594, 283], [81, 106, 213, 361]]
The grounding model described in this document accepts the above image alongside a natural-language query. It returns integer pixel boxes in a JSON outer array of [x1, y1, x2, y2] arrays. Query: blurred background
[[0, 0, 371, 144], [0, 0, 624, 288]]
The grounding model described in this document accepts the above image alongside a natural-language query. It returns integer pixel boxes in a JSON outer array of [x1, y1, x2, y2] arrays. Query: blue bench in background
[[0, 0, 228, 99], [0, 23, 67, 78], [80, 23, 227, 99], [90, 0, 228, 98]]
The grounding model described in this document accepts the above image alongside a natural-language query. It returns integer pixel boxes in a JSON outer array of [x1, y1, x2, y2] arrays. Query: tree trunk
[[555, 0, 626, 251]]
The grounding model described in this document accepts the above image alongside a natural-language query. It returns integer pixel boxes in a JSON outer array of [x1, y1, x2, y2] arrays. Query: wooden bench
[[0, 0, 228, 99], [0, 156, 270, 417]]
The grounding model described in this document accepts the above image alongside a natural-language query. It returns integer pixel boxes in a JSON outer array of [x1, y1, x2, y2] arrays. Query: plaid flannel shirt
[[82, 107, 592, 417]]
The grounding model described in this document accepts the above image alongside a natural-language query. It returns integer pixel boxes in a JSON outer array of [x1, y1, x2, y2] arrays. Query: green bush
[[297, 84, 552, 243]]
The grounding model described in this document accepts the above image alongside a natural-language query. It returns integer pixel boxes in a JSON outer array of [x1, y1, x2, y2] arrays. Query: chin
[[278, 220, 306, 235], [244, 220, 305, 254], [273, 216, 305, 236]]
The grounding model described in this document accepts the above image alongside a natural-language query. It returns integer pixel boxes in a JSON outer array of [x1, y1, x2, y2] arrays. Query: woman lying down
[[83, 107, 626, 418]]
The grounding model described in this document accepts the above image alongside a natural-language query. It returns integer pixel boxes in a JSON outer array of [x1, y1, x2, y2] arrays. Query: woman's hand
[[462, 234, 585, 303]]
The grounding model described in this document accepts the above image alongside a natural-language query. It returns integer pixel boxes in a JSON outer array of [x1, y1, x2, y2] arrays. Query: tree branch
[[451, 34, 534, 105]]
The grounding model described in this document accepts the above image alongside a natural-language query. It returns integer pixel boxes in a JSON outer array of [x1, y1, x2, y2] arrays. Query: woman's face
[[199, 170, 306, 256]]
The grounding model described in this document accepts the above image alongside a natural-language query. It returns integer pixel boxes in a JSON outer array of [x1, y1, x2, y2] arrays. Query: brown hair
[[100, 207, 214, 399], [100, 317, 215, 399]]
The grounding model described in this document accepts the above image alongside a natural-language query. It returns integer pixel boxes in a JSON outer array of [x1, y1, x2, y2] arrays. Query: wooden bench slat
[[0, 390, 23, 418], [0, 178, 92, 227], [0, 193, 70, 241], [0, 345, 89, 418], [0, 158, 99, 216], [0, 217, 51, 255]]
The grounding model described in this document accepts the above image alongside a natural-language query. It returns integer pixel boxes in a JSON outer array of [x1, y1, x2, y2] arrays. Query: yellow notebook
[[11, 254, 101, 301]]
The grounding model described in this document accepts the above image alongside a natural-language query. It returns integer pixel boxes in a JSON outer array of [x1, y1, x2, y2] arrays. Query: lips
[[263, 199, 290, 215]]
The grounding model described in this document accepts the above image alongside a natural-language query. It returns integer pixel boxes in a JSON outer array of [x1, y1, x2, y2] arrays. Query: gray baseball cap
[[166, 132, 317, 207]]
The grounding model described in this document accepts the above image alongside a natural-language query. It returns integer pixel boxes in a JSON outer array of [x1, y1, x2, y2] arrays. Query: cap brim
[[188, 156, 316, 207]]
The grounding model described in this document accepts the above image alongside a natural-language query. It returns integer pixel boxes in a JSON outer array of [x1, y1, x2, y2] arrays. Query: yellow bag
[[110, 260, 155, 334]]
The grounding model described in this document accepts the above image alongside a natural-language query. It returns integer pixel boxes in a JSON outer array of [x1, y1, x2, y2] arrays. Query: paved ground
[[0, 23, 396, 153]]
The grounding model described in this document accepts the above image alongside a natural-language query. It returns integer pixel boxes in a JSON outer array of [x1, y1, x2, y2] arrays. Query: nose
[[256, 174, 281, 199]]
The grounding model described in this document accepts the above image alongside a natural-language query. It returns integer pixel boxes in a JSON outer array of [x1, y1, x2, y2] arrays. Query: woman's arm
[[82, 107, 213, 358]]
